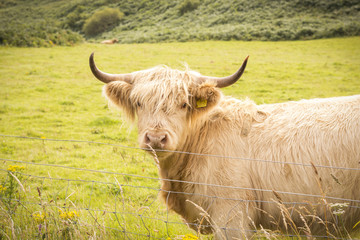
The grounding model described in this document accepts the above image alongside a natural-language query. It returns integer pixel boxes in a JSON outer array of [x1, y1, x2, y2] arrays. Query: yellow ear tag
[[196, 99, 207, 108]]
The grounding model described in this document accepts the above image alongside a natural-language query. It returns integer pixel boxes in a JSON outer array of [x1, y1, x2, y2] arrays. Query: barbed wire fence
[[0, 134, 359, 239]]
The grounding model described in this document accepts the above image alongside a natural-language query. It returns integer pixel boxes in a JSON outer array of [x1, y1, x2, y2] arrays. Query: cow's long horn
[[199, 56, 249, 88], [89, 52, 133, 84]]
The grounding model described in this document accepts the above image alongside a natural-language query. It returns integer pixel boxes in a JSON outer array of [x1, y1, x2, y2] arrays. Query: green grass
[[0, 37, 360, 239]]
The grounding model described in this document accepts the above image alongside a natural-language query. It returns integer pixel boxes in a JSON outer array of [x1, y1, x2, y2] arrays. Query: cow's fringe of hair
[[130, 65, 196, 115]]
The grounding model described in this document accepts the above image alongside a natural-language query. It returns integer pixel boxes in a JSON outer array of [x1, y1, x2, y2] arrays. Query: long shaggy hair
[[100, 64, 360, 239]]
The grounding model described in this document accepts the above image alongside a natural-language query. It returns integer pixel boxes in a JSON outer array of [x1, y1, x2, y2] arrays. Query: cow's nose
[[144, 131, 168, 149]]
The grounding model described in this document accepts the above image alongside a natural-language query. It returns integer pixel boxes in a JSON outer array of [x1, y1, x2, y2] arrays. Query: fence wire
[[0, 134, 359, 240], [1, 134, 359, 171]]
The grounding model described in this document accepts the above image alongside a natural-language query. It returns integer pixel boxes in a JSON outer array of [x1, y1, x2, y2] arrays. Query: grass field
[[0, 37, 359, 239]]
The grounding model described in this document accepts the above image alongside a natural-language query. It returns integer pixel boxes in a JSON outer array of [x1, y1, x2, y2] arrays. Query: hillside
[[0, 0, 359, 46]]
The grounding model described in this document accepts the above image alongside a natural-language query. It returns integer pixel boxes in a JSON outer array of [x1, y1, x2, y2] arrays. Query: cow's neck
[[157, 116, 215, 181], [156, 114, 228, 223], [157, 99, 255, 182]]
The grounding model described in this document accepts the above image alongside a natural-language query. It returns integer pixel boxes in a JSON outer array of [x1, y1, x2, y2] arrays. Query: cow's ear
[[190, 82, 221, 117], [103, 81, 135, 120]]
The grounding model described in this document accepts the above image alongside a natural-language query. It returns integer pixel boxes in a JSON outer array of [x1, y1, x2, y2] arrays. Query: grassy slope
[[109, 0, 360, 43], [0, 38, 359, 238], [0, 0, 359, 46]]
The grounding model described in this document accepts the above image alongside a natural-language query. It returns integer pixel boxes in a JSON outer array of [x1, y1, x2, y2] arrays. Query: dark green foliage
[[0, 20, 83, 47], [178, 0, 200, 15], [82, 8, 124, 37], [0, 1, 84, 47], [64, 6, 89, 32]]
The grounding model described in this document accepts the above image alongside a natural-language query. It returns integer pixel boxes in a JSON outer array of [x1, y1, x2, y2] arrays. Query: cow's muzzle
[[144, 131, 168, 150]]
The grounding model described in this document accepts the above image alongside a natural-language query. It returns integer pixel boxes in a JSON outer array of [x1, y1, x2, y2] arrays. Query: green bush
[[82, 8, 124, 37], [65, 6, 88, 31], [178, 0, 200, 15]]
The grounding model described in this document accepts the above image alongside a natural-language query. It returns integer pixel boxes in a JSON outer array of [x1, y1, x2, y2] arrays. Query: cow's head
[[90, 53, 248, 156]]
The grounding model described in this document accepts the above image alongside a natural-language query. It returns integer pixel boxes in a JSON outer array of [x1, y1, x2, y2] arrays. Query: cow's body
[[89, 53, 360, 238], [160, 95, 360, 237], [100, 39, 118, 44]]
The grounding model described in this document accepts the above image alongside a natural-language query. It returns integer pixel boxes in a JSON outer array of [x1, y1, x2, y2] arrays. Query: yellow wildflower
[[59, 209, 79, 220], [7, 165, 25, 172], [0, 185, 7, 193], [41, 136, 46, 139], [182, 234, 198, 240], [32, 212, 45, 223]]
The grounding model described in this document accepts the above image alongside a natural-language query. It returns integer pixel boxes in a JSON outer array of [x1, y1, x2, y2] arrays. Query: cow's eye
[[137, 102, 141, 108], [181, 103, 187, 109]]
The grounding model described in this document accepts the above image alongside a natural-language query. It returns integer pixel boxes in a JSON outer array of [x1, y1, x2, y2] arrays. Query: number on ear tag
[[196, 99, 207, 108]]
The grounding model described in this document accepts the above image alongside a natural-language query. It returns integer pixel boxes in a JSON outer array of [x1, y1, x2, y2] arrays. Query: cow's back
[[247, 95, 360, 231], [251, 94, 360, 168]]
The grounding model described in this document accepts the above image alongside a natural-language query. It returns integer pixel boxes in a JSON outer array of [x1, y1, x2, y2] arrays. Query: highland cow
[[90, 53, 360, 239], [100, 39, 118, 44]]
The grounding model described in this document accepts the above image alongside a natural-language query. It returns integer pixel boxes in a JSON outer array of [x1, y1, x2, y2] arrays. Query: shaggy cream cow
[[100, 39, 118, 44], [89, 53, 360, 239]]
